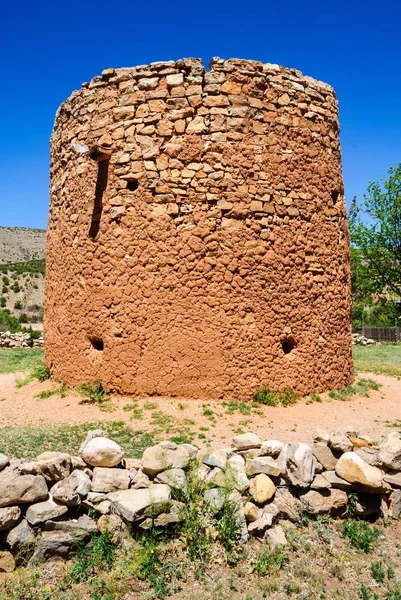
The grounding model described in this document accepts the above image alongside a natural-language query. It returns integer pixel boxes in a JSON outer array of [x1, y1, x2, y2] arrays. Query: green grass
[[0, 421, 154, 460], [328, 378, 381, 401], [353, 343, 401, 378], [0, 348, 44, 374]]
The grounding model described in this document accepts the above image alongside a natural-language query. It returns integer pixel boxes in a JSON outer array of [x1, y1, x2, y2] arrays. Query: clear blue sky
[[1, 0, 400, 229]]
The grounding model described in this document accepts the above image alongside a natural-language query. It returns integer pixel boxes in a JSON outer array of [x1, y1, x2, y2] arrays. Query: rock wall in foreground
[[45, 57, 353, 398], [0, 426, 400, 571]]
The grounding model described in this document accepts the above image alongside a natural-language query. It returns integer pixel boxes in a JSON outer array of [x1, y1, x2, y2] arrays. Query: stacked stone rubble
[[46, 57, 353, 399], [0, 331, 44, 348], [0, 426, 400, 572]]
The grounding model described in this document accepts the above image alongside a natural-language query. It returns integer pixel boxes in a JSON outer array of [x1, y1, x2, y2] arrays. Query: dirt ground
[[0, 370, 400, 447]]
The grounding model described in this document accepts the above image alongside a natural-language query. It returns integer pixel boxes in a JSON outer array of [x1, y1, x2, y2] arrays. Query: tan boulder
[[249, 474, 276, 504], [336, 452, 383, 488], [300, 488, 348, 514], [0, 551, 15, 573], [244, 501, 260, 522]]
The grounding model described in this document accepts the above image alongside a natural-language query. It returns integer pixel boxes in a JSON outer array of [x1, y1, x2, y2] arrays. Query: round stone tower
[[45, 57, 353, 399]]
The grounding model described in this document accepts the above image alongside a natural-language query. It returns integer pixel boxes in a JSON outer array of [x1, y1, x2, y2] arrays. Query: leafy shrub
[[253, 385, 299, 407], [32, 361, 50, 382], [77, 379, 110, 405], [0, 309, 21, 333], [14, 301, 22, 310], [0, 297, 5, 307], [342, 519, 381, 553]]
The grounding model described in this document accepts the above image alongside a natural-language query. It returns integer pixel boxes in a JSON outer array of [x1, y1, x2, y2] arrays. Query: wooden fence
[[356, 326, 401, 342]]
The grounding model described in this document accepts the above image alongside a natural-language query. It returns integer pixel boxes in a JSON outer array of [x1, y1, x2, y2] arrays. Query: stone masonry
[[45, 57, 353, 399]]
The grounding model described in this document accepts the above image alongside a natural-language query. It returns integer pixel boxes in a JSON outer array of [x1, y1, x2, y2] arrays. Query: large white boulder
[[81, 438, 124, 468], [336, 452, 384, 488]]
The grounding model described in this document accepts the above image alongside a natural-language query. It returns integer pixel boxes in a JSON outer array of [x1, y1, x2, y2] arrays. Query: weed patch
[[65, 530, 115, 584], [253, 385, 299, 407], [253, 547, 288, 576], [328, 378, 381, 401], [342, 519, 381, 553], [77, 379, 110, 407]]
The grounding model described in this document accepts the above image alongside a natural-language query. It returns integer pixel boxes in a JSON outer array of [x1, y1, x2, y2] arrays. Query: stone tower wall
[[45, 57, 353, 399]]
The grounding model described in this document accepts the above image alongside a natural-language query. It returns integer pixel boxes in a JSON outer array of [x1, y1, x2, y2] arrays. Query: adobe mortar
[[45, 57, 353, 399]]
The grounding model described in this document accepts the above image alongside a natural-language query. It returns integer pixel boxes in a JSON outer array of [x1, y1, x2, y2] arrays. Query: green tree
[[349, 163, 401, 297]]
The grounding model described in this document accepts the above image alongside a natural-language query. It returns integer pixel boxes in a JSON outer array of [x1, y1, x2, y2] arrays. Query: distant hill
[[0, 227, 46, 265], [0, 228, 46, 326]]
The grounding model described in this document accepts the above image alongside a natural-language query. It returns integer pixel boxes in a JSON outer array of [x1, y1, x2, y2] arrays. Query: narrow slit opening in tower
[[89, 336, 104, 351], [331, 191, 340, 204], [282, 340, 295, 354], [127, 180, 139, 192]]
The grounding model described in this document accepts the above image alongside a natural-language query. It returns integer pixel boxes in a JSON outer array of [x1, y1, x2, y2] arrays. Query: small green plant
[[253, 547, 288, 576], [360, 585, 379, 600], [253, 385, 299, 407], [66, 530, 115, 584], [345, 492, 358, 518], [36, 381, 68, 399], [371, 560, 386, 583], [130, 407, 144, 420], [306, 391, 322, 404], [128, 530, 172, 599], [144, 401, 158, 410], [14, 541, 36, 567], [212, 493, 242, 553], [177, 464, 213, 563], [342, 519, 381, 553], [77, 379, 110, 405], [32, 361, 50, 382]]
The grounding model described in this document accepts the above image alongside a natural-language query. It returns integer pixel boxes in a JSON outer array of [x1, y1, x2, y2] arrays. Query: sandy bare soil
[[0, 370, 400, 447]]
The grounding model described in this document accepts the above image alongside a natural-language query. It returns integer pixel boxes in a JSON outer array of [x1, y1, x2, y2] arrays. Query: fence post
[[362, 315, 365, 338]]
